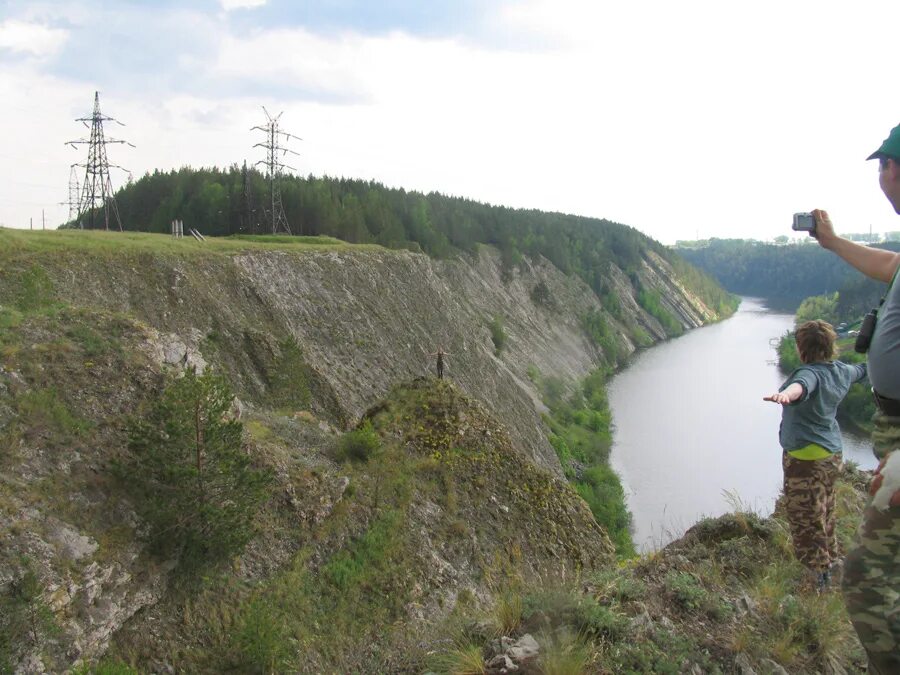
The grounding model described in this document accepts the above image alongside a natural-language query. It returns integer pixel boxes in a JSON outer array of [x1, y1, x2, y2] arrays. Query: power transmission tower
[[58, 164, 81, 225], [252, 107, 300, 235], [67, 91, 134, 230]]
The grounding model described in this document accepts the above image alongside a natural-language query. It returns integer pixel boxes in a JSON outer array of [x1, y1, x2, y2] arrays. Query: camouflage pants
[[782, 452, 841, 572], [842, 412, 900, 675]]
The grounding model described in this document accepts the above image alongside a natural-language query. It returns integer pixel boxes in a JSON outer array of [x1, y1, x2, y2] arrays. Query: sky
[[1, 0, 899, 245]]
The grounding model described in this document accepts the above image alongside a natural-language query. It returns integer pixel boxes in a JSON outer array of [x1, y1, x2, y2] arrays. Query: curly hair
[[795, 320, 837, 364]]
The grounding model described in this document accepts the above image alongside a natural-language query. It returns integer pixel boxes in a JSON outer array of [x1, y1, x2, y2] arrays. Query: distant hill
[[676, 238, 900, 311]]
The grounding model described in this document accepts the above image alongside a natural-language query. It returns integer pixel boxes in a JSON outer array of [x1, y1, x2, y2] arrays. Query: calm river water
[[608, 297, 878, 552]]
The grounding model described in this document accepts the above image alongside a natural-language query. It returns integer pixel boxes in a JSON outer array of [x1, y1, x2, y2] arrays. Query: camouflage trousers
[[782, 452, 841, 572], [842, 412, 900, 675]]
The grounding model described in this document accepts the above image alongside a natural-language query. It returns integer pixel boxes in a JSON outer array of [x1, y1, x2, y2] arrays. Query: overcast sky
[[2, 0, 899, 244]]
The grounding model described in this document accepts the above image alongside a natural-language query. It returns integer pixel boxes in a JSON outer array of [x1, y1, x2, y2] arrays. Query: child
[[763, 319, 867, 590]]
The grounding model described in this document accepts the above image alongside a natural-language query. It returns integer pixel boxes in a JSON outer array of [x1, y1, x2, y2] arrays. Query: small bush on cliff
[[0, 559, 58, 669], [334, 421, 381, 463], [488, 316, 507, 355], [117, 367, 272, 572]]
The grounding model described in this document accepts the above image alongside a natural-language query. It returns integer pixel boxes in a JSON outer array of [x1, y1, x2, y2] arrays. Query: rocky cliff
[[0, 229, 731, 672], [3, 233, 723, 475]]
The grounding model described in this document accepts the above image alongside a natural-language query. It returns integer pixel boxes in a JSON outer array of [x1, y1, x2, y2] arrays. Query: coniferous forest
[[678, 238, 900, 311]]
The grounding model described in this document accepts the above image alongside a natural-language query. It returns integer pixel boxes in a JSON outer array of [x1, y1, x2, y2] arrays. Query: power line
[[66, 91, 134, 230], [251, 106, 300, 235]]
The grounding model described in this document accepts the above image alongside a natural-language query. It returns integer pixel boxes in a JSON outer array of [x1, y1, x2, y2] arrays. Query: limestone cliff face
[[0, 236, 731, 672], [40, 245, 721, 476]]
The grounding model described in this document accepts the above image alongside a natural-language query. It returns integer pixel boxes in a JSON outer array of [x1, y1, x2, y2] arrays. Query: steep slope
[[0, 230, 729, 477], [0, 228, 733, 672], [0, 305, 612, 670]]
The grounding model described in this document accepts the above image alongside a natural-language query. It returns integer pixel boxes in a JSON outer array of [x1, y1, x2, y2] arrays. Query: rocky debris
[[486, 634, 541, 674], [143, 328, 207, 372], [759, 657, 790, 675], [735, 653, 758, 675]]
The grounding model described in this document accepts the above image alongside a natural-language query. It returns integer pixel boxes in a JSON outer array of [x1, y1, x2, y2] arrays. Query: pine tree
[[119, 368, 271, 571]]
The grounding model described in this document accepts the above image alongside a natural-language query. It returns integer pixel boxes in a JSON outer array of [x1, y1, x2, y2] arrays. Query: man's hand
[[763, 393, 793, 405], [812, 209, 838, 249]]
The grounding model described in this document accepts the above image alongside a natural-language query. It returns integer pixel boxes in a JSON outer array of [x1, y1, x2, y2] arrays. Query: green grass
[[0, 226, 374, 262], [425, 468, 870, 675]]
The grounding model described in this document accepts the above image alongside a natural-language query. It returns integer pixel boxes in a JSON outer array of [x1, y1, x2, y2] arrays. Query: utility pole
[[252, 107, 300, 235], [67, 91, 134, 231]]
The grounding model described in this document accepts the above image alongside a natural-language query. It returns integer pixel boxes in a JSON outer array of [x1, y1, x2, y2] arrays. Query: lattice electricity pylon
[[252, 107, 301, 235], [66, 91, 134, 230], [58, 164, 81, 225]]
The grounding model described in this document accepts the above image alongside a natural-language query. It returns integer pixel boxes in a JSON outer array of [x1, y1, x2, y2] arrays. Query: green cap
[[867, 123, 900, 161]]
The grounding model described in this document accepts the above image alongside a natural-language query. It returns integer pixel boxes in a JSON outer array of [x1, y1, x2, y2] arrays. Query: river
[[608, 297, 878, 552]]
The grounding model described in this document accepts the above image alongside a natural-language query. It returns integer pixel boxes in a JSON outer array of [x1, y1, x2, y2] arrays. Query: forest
[[69, 166, 734, 313], [677, 238, 900, 310]]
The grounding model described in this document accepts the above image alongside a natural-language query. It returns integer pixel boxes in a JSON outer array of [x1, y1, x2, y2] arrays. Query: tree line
[[68, 166, 734, 314], [678, 237, 899, 317]]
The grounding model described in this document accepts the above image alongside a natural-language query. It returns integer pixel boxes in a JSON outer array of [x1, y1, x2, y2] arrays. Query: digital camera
[[792, 212, 816, 232]]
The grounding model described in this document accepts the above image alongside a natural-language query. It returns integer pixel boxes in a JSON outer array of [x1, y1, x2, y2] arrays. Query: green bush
[[334, 421, 381, 463], [583, 309, 622, 365], [0, 560, 57, 669], [578, 599, 629, 642], [575, 466, 634, 557], [531, 280, 553, 307], [488, 316, 507, 355], [117, 368, 272, 572], [664, 571, 707, 612]]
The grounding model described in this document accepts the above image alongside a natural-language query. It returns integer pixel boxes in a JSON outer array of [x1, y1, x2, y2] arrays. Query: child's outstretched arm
[[763, 382, 804, 405]]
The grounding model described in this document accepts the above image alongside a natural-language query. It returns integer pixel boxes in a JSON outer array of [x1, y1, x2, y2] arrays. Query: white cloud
[[0, 19, 68, 58], [2, 0, 900, 243], [219, 0, 267, 12]]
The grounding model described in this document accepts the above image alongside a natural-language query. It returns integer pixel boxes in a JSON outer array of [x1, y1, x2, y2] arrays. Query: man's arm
[[813, 210, 900, 283]]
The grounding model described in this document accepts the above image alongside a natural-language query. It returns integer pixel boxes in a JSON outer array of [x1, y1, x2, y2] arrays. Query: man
[[812, 122, 900, 674]]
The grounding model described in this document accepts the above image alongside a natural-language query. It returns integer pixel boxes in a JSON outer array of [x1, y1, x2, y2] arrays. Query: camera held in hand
[[792, 212, 816, 234], [855, 309, 878, 354]]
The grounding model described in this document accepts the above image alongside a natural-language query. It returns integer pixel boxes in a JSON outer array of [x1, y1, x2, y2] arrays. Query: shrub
[[530, 281, 553, 308], [488, 316, 507, 355], [663, 571, 707, 612], [0, 560, 57, 669], [334, 421, 380, 463], [117, 368, 272, 572]]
